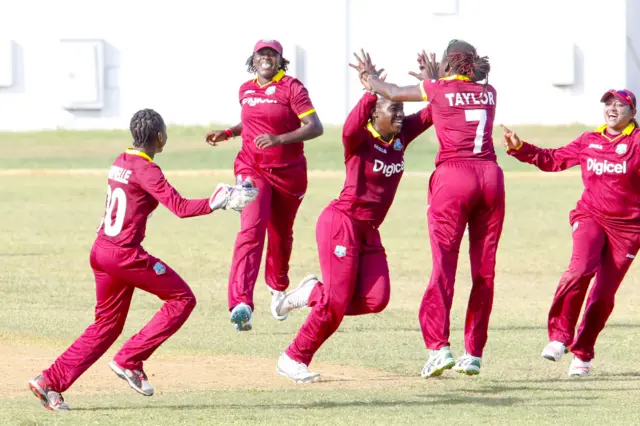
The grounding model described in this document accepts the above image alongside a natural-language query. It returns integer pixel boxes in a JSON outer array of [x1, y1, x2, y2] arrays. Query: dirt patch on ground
[[1, 342, 409, 398]]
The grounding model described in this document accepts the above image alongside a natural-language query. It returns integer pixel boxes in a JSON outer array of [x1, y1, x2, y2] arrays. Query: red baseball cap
[[253, 39, 283, 56], [600, 89, 636, 110]]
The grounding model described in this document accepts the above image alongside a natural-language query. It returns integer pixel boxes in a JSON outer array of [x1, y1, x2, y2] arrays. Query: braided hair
[[445, 40, 490, 83], [245, 53, 290, 74], [130, 109, 165, 149]]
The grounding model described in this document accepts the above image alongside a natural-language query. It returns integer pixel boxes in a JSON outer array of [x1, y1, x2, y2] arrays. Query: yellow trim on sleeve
[[440, 74, 471, 81], [297, 108, 316, 119], [254, 69, 286, 88], [126, 148, 153, 162], [419, 81, 428, 102]]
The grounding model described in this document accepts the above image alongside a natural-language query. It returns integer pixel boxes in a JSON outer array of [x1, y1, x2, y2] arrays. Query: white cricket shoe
[[568, 356, 591, 377], [108, 361, 154, 396], [269, 288, 289, 321], [276, 353, 320, 383], [453, 353, 482, 376], [421, 346, 456, 378], [273, 275, 318, 319], [230, 303, 253, 331], [541, 341, 567, 362]]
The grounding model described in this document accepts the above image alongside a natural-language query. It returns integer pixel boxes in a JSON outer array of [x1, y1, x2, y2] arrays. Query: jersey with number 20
[[420, 75, 497, 166], [96, 150, 212, 248]]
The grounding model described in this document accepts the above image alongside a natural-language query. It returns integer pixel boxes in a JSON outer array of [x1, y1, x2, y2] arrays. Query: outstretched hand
[[408, 51, 439, 81], [349, 49, 386, 91], [500, 124, 523, 151]]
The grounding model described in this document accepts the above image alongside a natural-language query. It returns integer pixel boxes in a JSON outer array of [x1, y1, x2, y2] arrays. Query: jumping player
[[357, 41, 502, 378], [502, 89, 640, 377], [272, 63, 434, 383], [205, 39, 323, 331], [28, 109, 258, 410]]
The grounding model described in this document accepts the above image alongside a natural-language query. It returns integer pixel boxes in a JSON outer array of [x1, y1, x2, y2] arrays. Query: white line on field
[[0, 169, 582, 178]]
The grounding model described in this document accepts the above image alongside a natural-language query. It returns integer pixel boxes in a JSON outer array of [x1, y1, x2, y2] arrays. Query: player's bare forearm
[[368, 77, 423, 102], [230, 122, 243, 137], [278, 113, 324, 144]]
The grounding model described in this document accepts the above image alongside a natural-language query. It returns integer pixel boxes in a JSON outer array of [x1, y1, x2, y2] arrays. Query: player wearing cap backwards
[[205, 39, 324, 331], [28, 109, 258, 411], [271, 55, 434, 383], [502, 89, 640, 377]]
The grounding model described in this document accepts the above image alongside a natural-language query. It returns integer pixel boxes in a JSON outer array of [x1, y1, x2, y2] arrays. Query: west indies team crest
[[616, 144, 627, 155], [265, 86, 276, 96], [393, 139, 403, 151]]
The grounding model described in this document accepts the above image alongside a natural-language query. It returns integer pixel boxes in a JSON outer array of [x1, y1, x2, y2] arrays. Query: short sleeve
[[289, 80, 316, 119], [420, 79, 438, 102]]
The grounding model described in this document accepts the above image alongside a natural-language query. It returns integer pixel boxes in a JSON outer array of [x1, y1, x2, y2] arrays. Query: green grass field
[[2, 125, 639, 425]]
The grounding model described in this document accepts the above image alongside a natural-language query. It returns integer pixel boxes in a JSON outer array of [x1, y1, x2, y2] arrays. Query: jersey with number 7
[[96, 150, 211, 247], [420, 76, 497, 166]]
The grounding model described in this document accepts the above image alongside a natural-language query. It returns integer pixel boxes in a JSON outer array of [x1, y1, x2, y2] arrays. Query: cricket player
[[272, 62, 434, 383], [206, 39, 324, 332], [502, 89, 640, 377], [362, 41, 503, 377], [28, 109, 258, 410]]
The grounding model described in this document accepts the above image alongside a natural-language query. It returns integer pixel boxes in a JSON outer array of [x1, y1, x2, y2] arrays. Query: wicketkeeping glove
[[226, 176, 259, 212], [208, 177, 259, 212]]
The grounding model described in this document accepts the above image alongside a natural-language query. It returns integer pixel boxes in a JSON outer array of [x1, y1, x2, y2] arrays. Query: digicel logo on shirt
[[373, 159, 405, 177], [242, 97, 278, 107], [587, 158, 627, 175]]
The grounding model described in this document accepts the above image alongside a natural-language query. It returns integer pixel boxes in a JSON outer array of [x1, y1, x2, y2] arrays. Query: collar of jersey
[[594, 121, 636, 142], [126, 148, 153, 162], [254, 69, 286, 88], [440, 74, 471, 81], [366, 122, 395, 145]]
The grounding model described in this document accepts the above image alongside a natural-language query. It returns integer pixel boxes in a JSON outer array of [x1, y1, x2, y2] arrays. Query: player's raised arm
[[342, 58, 387, 152], [401, 104, 434, 144], [501, 124, 582, 172], [350, 49, 434, 102]]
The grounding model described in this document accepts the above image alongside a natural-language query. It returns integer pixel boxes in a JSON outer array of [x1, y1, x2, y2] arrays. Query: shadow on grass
[[71, 393, 524, 412]]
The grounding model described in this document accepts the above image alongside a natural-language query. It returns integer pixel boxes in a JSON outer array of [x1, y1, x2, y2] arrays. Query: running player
[[28, 109, 258, 410], [205, 39, 323, 331], [356, 41, 502, 377], [272, 65, 434, 383], [502, 89, 640, 377]]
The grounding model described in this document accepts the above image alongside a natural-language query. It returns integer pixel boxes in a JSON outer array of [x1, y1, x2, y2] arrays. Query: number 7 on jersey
[[465, 109, 487, 154]]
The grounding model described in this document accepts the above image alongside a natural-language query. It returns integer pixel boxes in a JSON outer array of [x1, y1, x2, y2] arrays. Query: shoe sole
[[230, 306, 252, 330], [273, 275, 318, 320], [270, 294, 289, 322], [276, 366, 321, 383], [108, 361, 154, 396], [454, 367, 480, 376], [542, 353, 560, 362], [422, 360, 455, 378], [28, 380, 53, 410]]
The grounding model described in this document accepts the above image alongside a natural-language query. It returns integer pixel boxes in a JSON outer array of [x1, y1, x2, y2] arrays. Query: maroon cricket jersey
[[95, 150, 212, 248], [420, 75, 497, 166], [330, 93, 433, 228], [237, 70, 316, 168], [510, 122, 640, 230]]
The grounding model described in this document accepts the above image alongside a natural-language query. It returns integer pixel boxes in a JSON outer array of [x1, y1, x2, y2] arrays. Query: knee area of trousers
[[369, 293, 390, 314], [565, 264, 596, 281]]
